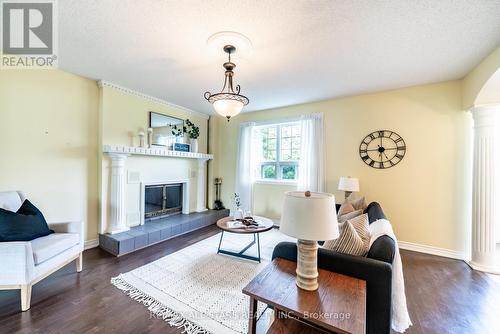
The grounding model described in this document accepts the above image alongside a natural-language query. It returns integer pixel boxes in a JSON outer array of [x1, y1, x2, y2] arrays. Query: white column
[[470, 105, 499, 273], [196, 158, 209, 212], [107, 153, 130, 234]]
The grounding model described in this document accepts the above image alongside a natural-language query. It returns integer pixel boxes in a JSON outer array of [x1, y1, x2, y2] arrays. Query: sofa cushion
[[0, 200, 53, 242], [350, 196, 367, 211], [337, 201, 355, 216], [349, 213, 370, 249], [31, 233, 80, 265], [323, 215, 370, 256], [338, 209, 363, 223]]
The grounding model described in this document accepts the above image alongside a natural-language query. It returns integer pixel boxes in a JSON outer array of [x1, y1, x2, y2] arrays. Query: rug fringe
[[111, 276, 213, 334]]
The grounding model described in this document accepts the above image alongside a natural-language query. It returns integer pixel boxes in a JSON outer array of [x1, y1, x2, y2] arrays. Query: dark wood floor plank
[[399, 250, 500, 334], [1, 227, 499, 334]]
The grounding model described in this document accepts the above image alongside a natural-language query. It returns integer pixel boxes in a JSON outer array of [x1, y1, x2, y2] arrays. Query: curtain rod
[[240, 113, 323, 128]]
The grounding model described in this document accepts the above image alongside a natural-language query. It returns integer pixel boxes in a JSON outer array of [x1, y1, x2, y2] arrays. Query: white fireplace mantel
[[103, 144, 213, 160], [102, 144, 212, 234]]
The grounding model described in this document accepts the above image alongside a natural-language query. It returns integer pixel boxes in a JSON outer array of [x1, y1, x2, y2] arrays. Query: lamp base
[[296, 239, 319, 291], [344, 191, 352, 200]]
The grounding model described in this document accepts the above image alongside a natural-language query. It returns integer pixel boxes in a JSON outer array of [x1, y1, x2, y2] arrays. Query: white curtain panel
[[235, 122, 259, 213], [297, 113, 326, 192]]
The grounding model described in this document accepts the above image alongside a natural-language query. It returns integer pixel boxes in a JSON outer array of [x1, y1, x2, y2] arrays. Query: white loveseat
[[0, 191, 84, 311]]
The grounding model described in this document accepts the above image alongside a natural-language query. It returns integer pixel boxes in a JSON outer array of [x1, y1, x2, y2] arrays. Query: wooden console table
[[242, 258, 366, 334]]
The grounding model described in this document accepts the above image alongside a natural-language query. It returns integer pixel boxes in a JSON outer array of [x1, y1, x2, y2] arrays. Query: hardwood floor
[[0, 225, 499, 334]]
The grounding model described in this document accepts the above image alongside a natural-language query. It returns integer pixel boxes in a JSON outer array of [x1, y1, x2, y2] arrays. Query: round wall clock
[[359, 130, 406, 169]]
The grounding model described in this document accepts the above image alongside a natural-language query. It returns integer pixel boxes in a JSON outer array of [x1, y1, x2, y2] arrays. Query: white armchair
[[0, 191, 84, 311]]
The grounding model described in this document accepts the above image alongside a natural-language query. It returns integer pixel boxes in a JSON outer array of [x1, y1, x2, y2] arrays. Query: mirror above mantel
[[149, 112, 184, 148]]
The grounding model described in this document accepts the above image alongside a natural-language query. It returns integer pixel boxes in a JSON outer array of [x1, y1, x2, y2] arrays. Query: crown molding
[[97, 80, 210, 120]]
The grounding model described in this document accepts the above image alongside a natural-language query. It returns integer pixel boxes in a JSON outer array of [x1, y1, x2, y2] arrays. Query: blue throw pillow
[[0, 200, 53, 242]]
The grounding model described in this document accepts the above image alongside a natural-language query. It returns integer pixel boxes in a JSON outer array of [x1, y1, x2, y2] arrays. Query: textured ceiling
[[59, 0, 500, 114]]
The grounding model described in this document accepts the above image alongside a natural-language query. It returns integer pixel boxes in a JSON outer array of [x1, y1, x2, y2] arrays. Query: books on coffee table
[[227, 220, 265, 229]]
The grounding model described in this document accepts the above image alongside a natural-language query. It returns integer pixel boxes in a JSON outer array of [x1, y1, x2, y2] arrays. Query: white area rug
[[111, 228, 294, 334]]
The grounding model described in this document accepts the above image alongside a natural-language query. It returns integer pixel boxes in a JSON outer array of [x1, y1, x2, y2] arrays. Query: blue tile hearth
[[99, 209, 229, 256]]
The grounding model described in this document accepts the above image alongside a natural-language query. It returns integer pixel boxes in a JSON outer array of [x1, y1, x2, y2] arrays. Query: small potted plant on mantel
[[185, 119, 200, 153]]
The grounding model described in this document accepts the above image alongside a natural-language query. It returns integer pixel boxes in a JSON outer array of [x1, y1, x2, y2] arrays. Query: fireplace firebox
[[144, 183, 183, 220]]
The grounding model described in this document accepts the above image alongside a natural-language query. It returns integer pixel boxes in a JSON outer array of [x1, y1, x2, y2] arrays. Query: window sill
[[254, 179, 297, 186]]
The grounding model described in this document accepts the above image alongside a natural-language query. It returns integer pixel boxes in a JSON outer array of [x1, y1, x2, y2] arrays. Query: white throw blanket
[[369, 219, 412, 333]]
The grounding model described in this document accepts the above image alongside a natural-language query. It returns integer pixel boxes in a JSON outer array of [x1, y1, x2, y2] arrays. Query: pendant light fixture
[[204, 45, 249, 121]]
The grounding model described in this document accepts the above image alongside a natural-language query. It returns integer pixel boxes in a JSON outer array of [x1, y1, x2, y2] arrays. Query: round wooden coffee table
[[216, 216, 274, 263]]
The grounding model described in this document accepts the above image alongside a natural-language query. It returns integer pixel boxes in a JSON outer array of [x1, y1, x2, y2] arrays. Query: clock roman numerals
[[359, 130, 406, 169]]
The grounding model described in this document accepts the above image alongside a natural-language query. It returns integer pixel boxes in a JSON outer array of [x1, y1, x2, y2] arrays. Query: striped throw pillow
[[349, 213, 370, 250], [338, 209, 363, 223], [338, 201, 355, 216], [346, 194, 368, 211], [323, 214, 370, 256], [350, 196, 367, 211]]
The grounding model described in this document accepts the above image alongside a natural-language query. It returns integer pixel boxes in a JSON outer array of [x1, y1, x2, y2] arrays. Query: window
[[258, 122, 301, 181]]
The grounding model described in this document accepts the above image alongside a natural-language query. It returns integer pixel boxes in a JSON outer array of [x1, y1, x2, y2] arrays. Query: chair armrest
[[273, 241, 393, 334], [49, 221, 84, 249], [0, 242, 35, 285]]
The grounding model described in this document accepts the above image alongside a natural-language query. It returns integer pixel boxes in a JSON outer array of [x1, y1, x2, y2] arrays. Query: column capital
[[471, 104, 500, 131], [107, 153, 129, 169], [471, 104, 500, 130], [107, 153, 129, 160]]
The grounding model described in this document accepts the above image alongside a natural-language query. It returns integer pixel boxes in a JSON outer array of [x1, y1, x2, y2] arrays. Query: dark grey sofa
[[272, 202, 395, 334]]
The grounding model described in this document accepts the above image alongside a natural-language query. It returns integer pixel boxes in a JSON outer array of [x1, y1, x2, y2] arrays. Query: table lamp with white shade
[[280, 191, 339, 291], [338, 176, 360, 199]]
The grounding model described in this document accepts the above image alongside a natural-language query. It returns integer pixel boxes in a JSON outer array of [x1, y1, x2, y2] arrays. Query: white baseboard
[[398, 241, 464, 260], [467, 261, 500, 275], [84, 239, 99, 250]]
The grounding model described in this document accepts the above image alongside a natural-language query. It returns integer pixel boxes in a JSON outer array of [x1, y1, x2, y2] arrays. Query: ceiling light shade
[[204, 45, 249, 121], [212, 98, 244, 118]]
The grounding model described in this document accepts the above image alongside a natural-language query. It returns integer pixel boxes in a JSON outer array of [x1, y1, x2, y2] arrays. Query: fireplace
[[144, 183, 183, 220]]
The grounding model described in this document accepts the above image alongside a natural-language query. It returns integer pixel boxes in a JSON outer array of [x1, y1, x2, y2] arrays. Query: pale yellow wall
[[253, 183, 295, 220], [0, 70, 99, 241], [462, 46, 500, 109], [100, 86, 208, 151], [0, 69, 478, 253], [212, 81, 472, 253], [99, 86, 209, 232]]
